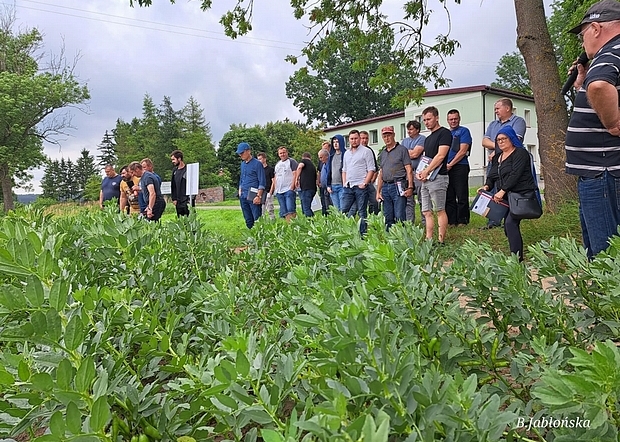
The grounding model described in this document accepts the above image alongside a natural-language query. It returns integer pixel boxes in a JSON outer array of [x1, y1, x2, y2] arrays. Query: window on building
[[524, 109, 531, 127], [415, 115, 422, 123], [370, 130, 378, 145], [344, 136, 349, 148], [527, 144, 536, 157], [400, 123, 406, 140]]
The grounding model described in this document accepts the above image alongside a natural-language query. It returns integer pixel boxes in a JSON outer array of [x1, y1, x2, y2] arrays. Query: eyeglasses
[[578, 23, 595, 42], [496, 137, 510, 144]]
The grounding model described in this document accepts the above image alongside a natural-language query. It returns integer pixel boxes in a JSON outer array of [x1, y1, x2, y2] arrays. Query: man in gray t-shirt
[[376, 126, 414, 230]]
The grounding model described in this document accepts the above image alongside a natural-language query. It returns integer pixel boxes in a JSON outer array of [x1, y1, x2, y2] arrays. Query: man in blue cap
[[565, 0, 620, 258], [236, 142, 266, 229]]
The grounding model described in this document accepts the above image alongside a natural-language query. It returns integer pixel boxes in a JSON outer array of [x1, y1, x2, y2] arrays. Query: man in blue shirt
[[99, 165, 122, 209], [237, 142, 266, 229], [446, 109, 472, 226], [482, 98, 526, 228]]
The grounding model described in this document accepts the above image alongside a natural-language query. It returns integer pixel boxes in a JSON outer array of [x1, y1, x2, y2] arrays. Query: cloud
[[12, 0, 551, 193]]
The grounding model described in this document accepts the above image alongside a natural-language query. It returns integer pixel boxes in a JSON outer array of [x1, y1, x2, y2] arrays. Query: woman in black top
[[481, 126, 537, 261]]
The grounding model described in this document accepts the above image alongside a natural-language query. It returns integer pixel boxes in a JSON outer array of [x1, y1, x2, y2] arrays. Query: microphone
[[561, 52, 589, 95]]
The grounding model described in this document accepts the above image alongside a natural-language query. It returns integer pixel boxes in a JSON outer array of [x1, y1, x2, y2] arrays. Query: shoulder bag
[[507, 190, 542, 220], [499, 151, 543, 220]]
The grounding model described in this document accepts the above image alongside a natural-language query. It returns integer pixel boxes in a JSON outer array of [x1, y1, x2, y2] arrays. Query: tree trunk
[[0, 164, 15, 212], [514, 0, 577, 212]]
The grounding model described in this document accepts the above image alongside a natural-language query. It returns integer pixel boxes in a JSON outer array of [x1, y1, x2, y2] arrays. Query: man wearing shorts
[[417, 106, 452, 245]]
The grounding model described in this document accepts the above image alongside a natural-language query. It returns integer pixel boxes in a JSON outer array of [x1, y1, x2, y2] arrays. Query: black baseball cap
[[568, 0, 620, 34]]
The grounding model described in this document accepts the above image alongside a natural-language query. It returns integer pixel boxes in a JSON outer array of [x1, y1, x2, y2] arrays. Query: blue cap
[[236, 142, 251, 154]]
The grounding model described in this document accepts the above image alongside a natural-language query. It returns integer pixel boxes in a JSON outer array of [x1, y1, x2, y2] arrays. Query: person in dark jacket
[[317, 146, 332, 215], [326, 134, 346, 211], [480, 126, 538, 261], [170, 150, 190, 217]]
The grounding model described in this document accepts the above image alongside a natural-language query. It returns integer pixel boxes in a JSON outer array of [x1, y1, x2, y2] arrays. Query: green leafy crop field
[[0, 206, 618, 441]]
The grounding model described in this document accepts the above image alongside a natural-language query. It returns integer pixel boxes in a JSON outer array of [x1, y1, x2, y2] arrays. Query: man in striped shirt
[[566, 0, 620, 258]]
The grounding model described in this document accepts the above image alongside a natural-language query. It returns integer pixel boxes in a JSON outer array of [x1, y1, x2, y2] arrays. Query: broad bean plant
[[0, 207, 618, 441]]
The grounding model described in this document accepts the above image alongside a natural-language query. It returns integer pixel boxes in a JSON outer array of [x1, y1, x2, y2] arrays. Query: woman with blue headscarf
[[480, 126, 538, 261]]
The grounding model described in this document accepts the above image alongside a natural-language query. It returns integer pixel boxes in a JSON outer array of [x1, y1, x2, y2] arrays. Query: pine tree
[[75, 148, 98, 198], [175, 96, 219, 187], [156, 96, 181, 180], [40, 159, 62, 200], [97, 131, 117, 169]]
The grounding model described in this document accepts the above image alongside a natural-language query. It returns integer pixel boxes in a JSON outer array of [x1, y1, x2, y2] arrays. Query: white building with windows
[[323, 85, 538, 185]]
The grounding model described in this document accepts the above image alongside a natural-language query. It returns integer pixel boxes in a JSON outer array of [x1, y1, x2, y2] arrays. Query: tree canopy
[[40, 149, 98, 202], [286, 28, 423, 125], [491, 52, 532, 96], [0, 10, 89, 211], [130, 0, 459, 107], [112, 94, 219, 186], [217, 121, 323, 187]]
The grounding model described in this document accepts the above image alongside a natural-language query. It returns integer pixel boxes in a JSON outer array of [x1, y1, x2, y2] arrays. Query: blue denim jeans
[[276, 190, 297, 218], [329, 184, 344, 211], [381, 183, 407, 230], [240, 193, 262, 229], [578, 171, 620, 259], [341, 185, 369, 235], [299, 189, 316, 217]]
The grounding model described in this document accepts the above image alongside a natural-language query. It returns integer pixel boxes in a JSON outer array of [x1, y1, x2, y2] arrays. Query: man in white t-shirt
[[271, 146, 299, 221]]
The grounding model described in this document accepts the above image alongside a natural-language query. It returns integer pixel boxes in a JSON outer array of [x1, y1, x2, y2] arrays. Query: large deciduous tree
[[491, 52, 532, 96], [0, 10, 89, 211], [130, 0, 581, 209], [286, 28, 422, 125]]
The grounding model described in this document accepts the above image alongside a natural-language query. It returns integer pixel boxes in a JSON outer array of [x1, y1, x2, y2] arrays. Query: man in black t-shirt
[[417, 106, 452, 245], [295, 152, 318, 217], [257, 152, 275, 220]]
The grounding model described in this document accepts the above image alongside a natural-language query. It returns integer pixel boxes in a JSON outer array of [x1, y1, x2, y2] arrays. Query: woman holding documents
[[480, 126, 537, 261]]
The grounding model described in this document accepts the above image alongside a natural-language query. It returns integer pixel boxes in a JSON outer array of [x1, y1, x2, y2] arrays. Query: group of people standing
[[99, 150, 192, 221], [371, 106, 474, 245], [236, 98, 538, 260]]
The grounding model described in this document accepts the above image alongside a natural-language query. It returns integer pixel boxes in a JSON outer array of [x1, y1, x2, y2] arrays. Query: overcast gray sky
[[11, 0, 554, 192]]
